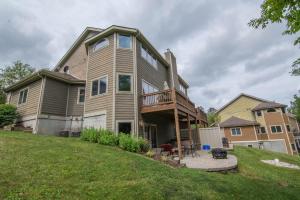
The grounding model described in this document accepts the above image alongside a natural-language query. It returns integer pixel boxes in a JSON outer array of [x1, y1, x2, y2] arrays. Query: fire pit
[[212, 148, 227, 159]]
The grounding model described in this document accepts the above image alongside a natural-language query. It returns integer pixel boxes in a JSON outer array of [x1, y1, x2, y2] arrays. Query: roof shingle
[[219, 116, 259, 128]]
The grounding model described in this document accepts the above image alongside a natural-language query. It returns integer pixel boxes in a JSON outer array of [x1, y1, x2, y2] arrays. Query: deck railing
[[142, 89, 196, 114]]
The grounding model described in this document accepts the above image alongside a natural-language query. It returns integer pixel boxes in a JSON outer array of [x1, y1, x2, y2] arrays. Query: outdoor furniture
[[59, 130, 69, 137], [222, 137, 229, 148], [71, 131, 81, 137], [212, 148, 227, 159], [160, 144, 173, 155]]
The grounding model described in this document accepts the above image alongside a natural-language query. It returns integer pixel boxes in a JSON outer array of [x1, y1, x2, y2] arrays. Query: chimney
[[164, 49, 179, 90]]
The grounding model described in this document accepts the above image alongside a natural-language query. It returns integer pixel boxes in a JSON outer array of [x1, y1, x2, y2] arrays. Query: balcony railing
[[141, 89, 196, 115]]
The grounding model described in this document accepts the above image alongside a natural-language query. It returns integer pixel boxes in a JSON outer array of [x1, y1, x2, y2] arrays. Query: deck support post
[[174, 108, 183, 160], [187, 113, 192, 146]]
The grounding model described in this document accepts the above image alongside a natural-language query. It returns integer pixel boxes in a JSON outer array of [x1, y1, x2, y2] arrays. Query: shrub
[[98, 129, 119, 146], [80, 128, 99, 143], [145, 150, 155, 158], [138, 138, 150, 153], [118, 134, 150, 153], [0, 104, 18, 127]]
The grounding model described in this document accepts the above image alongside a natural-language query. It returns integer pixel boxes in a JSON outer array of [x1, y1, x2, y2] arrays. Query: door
[[144, 124, 158, 148]]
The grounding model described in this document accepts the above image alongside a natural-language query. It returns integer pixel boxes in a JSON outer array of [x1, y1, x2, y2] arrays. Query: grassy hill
[[0, 131, 299, 200]]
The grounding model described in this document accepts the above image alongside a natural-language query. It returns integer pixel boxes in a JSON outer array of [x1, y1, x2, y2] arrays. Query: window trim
[[90, 75, 108, 97], [18, 87, 29, 106], [117, 34, 132, 49], [117, 73, 133, 94], [116, 120, 134, 135], [92, 38, 109, 52], [270, 125, 283, 134], [231, 127, 242, 136], [77, 87, 85, 104]]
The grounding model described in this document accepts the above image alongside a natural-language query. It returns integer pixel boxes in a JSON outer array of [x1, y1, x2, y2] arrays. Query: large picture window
[[117, 74, 132, 92], [91, 76, 108, 96], [141, 46, 158, 69], [18, 88, 28, 105]]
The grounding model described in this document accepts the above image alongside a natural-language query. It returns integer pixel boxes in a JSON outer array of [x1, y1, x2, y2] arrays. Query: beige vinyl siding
[[136, 40, 170, 136], [67, 85, 84, 116], [41, 78, 68, 116], [115, 47, 135, 121], [10, 79, 42, 116], [85, 34, 114, 130], [58, 41, 88, 80]]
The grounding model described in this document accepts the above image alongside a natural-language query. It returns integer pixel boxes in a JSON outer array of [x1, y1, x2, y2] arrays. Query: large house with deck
[[5, 25, 206, 158]]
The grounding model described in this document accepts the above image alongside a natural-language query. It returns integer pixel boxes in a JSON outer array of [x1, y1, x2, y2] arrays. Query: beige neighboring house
[[5, 25, 204, 158], [216, 93, 299, 155]]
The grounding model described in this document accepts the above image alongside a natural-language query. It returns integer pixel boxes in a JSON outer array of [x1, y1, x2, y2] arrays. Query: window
[[267, 108, 276, 112], [91, 76, 108, 96], [231, 127, 241, 136], [256, 111, 262, 116], [260, 127, 266, 134], [142, 80, 158, 94], [118, 74, 132, 92], [78, 88, 85, 104], [117, 121, 132, 134], [286, 125, 291, 132], [118, 34, 131, 49], [141, 46, 158, 69], [63, 66, 69, 74], [270, 125, 282, 133], [93, 38, 109, 52], [179, 84, 186, 95], [256, 127, 260, 134], [18, 88, 28, 105]]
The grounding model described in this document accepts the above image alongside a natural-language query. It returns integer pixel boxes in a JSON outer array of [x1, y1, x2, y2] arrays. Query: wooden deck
[[141, 89, 199, 159], [141, 89, 197, 118]]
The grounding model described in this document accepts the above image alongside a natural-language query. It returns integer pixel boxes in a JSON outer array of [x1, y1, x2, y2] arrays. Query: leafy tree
[[288, 93, 300, 121], [0, 61, 35, 104], [249, 0, 300, 75], [207, 111, 220, 126]]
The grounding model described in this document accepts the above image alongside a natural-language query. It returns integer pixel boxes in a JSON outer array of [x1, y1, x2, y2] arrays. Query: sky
[[0, 0, 299, 111]]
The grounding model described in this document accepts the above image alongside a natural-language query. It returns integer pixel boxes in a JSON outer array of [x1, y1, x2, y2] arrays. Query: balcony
[[141, 89, 197, 117]]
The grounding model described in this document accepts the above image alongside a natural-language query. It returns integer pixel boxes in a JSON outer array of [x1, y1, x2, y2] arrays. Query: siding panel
[[67, 85, 84, 116]]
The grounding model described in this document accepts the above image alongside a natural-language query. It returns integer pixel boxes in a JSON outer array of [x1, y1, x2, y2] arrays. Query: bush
[[98, 129, 119, 146], [119, 133, 149, 153], [80, 128, 99, 143], [0, 104, 18, 127]]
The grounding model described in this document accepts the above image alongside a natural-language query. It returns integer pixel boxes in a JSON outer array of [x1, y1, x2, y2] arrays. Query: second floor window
[[91, 76, 107, 96], [118, 34, 131, 49], [18, 88, 28, 105], [260, 127, 266, 134], [78, 88, 85, 103], [142, 80, 158, 94], [256, 111, 262, 116], [118, 74, 132, 92], [271, 125, 282, 133], [179, 84, 186, 95]]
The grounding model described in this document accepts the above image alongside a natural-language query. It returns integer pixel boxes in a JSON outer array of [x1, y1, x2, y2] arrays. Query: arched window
[[93, 38, 109, 52], [63, 66, 69, 74]]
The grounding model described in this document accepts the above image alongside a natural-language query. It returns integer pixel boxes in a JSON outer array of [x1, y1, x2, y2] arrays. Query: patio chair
[[160, 144, 173, 155]]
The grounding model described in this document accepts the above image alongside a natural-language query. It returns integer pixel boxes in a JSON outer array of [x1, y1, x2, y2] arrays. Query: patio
[[181, 151, 238, 171]]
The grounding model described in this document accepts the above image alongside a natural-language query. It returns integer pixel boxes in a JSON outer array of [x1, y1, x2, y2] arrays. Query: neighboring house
[[216, 93, 299, 155], [5, 25, 201, 158]]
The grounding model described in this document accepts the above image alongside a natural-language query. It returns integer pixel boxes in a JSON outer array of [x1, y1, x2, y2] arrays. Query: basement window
[[18, 88, 28, 105], [117, 121, 133, 135]]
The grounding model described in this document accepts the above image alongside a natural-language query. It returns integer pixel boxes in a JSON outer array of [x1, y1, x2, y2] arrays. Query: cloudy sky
[[0, 0, 299, 110]]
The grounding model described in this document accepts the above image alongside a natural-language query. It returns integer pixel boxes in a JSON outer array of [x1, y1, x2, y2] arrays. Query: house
[[5, 25, 204, 158], [216, 93, 299, 155]]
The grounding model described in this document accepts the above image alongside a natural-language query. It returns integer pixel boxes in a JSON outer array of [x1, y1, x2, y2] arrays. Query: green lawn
[[0, 132, 300, 200]]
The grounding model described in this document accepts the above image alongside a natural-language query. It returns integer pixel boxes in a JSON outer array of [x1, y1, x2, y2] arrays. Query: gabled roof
[[4, 69, 85, 92], [53, 27, 103, 71], [219, 116, 259, 128], [216, 93, 270, 114], [252, 102, 286, 111]]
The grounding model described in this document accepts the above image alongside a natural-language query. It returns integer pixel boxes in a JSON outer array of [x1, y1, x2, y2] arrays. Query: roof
[[219, 116, 259, 128], [4, 69, 85, 92], [286, 113, 296, 118], [53, 27, 103, 71], [252, 102, 286, 111], [216, 93, 270, 114]]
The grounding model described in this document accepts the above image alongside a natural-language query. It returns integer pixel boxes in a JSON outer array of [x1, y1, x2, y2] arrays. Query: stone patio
[[180, 151, 238, 171]]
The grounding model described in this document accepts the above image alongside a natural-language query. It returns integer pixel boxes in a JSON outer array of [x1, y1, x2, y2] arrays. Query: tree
[[0, 104, 18, 127], [249, 0, 300, 75], [288, 93, 300, 122], [207, 110, 220, 126], [0, 61, 35, 104]]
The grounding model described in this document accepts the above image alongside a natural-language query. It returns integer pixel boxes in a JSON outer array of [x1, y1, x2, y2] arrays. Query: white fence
[[198, 127, 224, 148]]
